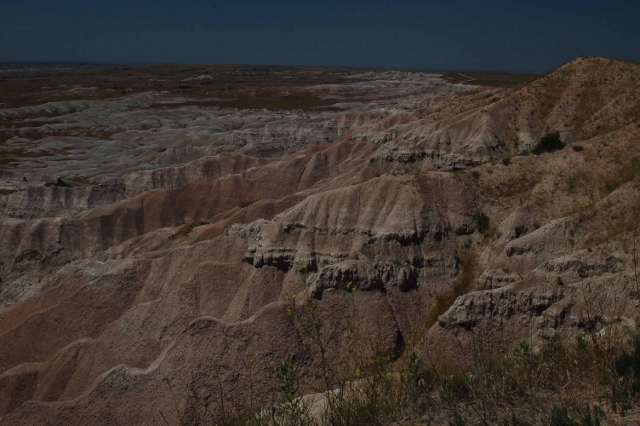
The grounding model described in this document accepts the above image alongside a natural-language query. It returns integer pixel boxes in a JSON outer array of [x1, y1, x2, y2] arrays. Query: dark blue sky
[[2, 0, 639, 72]]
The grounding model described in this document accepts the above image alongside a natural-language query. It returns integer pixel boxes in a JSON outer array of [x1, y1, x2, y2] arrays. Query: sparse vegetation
[[610, 329, 640, 414], [390, 167, 419, 176], [601, 154, 640, 194], [188, 291, 638, 426], [427, 248, 478, 327]]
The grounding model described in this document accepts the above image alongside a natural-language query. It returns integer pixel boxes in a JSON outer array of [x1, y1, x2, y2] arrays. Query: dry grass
[[584, 204, 640, 249], [600, 154, 640, 194], [488, 168, 542, 199], [176, 289, 640, 426], [426, 248, 479, 329]]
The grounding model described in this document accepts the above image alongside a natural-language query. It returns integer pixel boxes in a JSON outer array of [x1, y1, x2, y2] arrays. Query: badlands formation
[[0, 56, 639, 424]]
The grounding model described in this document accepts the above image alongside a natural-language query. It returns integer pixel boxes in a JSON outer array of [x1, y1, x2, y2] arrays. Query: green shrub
[[605, 182, 619, 193], [471, 171, 480, 181], [550, 406, 577, 426], [502, 156, 511, 166], [575, 404, 604, 426], [475, 212, 490, 235], [533, 131, 565, 155], [442, 372, 473, 402], [449, 410, 468, 426], [550, 404, 603, 426], [401, 353, 432, 405], [274, 360, 308, 425], [502, 412, 529, 426], [611, 331, 640, 413]]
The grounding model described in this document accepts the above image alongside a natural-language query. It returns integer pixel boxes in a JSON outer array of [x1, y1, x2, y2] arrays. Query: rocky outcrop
[[0, 183, 126, 219], [306, 259, 417, 296], [242, 173, 475, 303], [437, 285, 564, 331]]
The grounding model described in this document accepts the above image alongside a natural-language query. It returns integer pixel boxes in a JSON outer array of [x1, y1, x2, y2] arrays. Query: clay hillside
[[1, 56, 640, 425]]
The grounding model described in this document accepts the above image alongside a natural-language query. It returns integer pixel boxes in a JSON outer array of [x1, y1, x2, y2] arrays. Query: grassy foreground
[[171, 292, 640, 426]]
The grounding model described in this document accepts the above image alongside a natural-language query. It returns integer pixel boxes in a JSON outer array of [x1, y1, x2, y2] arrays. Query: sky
[[1, 0, 639, 72]]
